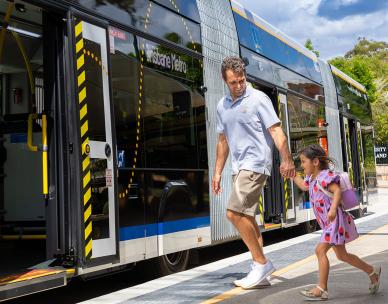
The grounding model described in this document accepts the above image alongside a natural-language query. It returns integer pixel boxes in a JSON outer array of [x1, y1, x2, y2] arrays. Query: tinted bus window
[[333, 75, 372, 123], [73, 0, 201, 52], [154, 0, 201, 23], [242, 47, 324, 101], [234, 13, 321, 84], [139, 38, 204, 169]]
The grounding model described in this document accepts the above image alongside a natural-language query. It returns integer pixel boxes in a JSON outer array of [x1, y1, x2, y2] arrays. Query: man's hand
[[280, 158, 296, 178], [268, 124, 295, 178], [212, 174, 222, 195]]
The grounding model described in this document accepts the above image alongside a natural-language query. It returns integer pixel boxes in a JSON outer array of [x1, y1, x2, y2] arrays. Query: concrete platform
[[80, 189, 388, 304]]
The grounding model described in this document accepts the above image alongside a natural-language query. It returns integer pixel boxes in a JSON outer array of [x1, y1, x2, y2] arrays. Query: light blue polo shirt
[[216, 86, 280, 175]]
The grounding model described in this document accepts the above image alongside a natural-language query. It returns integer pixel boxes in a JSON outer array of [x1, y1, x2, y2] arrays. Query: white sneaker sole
[[234, 279, 271, 288], [240, 267, 275, 289]]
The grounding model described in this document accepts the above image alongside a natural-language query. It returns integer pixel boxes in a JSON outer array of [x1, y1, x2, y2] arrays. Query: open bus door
[[68, 13, 119, 266], [262, 88, 284, 228], [0, 2, 70, 301]]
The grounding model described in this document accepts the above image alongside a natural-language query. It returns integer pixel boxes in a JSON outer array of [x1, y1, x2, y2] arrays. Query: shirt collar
[[225, 86, 251, 103]]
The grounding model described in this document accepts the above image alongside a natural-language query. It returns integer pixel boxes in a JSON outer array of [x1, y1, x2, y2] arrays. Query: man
[[212, 57, 295, 289]]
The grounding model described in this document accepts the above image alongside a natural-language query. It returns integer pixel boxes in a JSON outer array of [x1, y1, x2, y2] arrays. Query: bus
[[0, 0, 376, 301]]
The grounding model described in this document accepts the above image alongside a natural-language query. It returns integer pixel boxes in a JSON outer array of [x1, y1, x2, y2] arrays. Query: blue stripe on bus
[[119, 216, 210, 241]]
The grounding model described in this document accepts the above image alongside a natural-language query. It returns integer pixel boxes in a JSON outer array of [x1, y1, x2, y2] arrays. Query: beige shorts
[[227, 170, 267, 217]]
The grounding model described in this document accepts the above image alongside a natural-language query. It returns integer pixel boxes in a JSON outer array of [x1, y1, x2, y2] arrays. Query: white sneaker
[[234, 277, 271, 288], [239, 260, 275, 289]]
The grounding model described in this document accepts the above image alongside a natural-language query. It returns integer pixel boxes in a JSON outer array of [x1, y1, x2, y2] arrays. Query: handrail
[[27, 113, 38, 152], [42, 114, 48, 197]]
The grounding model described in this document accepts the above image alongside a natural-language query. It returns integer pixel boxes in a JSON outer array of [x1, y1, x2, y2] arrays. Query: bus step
[[0, 268, 69, 302]]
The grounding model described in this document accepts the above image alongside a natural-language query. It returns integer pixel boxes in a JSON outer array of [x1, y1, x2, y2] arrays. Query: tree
[[305, 38, 320, 57]]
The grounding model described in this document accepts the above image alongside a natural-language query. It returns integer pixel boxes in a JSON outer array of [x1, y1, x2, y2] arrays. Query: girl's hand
[[328, 208, 337, 222]]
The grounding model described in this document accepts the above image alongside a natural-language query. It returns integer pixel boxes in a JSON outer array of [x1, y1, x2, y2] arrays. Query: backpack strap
[[316, 180, 334, 198]]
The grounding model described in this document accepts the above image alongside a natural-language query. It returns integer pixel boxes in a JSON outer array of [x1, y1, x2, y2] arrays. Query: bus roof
[[230, 0, 318, 62]]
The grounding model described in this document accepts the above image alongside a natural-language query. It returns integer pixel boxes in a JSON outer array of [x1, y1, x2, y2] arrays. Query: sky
[[235, 0, 388, 60]]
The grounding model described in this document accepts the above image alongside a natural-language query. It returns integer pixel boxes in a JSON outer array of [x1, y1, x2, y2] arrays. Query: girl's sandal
[[300, 285, 329, 301], [369, 266, 381, 294]]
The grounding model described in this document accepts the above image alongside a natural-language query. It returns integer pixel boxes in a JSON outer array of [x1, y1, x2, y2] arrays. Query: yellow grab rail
[[42, 114, 48, 196], [27, 113, 38, 152], [27, 113, 49, 197]]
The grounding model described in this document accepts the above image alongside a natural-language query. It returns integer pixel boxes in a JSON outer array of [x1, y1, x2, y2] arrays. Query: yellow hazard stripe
[[77, 54, 85, 70], [80, 104, 87, 120], [81, 121, 88, 137], [85, 222, 92, 240], [83, 171, 90, 188], [82, 156, 90, 171], [85, 239, 92, 256], [76, 38, 84, 53], [75, 20, 92, 260], [78, 70, 85, 87], [79, 87, 86, 103], [75, 22, 83, 38], [84, 187, 91, 205], [84, 204, 92, 222]]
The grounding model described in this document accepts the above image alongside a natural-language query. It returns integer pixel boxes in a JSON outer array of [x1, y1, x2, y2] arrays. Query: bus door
[[70, 15, 119, 264], [341, 117, 362, 202], [262, 88, 283, 226], [0, 2, 71, 301], [357, 122, 367, 203]]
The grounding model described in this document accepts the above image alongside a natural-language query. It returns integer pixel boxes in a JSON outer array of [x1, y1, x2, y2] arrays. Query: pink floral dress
[[304, 169, 358, 245]]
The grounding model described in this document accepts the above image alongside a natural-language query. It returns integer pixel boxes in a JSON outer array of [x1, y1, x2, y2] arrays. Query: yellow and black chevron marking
[[258, 193, 264, 225], [75, 20, 93, 260]]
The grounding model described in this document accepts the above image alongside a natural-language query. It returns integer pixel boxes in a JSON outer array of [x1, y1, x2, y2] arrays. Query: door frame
[[278, 92, 296, 221], [67, 9, 119, 267]]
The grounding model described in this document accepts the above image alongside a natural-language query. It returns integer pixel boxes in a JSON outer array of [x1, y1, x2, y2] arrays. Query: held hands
[[280, 158, 296, 179], [212, 174, 222, 195]]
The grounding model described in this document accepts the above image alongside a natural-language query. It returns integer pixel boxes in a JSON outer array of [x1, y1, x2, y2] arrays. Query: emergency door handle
[[105, 143, 111, 158]]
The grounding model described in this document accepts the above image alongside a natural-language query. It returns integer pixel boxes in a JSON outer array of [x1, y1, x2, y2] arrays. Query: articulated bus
[[0, 0, 376, 300]]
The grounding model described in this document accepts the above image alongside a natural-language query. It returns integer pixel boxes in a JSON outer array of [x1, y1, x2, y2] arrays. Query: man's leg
[[227, 209, 266, 264], [251, 215, 264, 249]]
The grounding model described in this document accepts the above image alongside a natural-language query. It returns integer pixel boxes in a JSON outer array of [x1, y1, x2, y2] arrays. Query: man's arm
[[268, 123, 296, 178], [212, 134, 229, 194]]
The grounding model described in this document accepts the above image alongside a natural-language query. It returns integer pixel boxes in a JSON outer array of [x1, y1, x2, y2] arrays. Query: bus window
[[287, 94, 326, 208]]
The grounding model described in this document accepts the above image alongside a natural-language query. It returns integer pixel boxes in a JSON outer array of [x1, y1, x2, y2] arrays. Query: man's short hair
[[221, 57, 246, 79]]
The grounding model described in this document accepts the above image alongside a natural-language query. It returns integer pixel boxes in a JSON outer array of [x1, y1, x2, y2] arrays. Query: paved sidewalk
[[81, 188, 388, 304]]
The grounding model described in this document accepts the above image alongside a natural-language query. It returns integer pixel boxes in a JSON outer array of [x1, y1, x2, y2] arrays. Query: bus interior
[[0, 0, 48, 277]]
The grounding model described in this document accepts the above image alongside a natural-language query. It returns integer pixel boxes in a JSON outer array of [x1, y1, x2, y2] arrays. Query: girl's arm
[[328, 182, 341, 208], [327, 182, 342, 222], [292, 175, 309, 192]]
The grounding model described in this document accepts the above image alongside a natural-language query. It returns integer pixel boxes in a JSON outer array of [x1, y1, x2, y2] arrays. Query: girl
[[292, 144, 381, 301]]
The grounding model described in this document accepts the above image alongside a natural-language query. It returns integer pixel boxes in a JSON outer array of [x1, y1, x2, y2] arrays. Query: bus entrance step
[[0, 268, 68, 302]]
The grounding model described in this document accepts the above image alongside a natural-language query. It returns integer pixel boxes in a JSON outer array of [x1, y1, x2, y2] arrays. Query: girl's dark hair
[[300, 144, 335, 170]]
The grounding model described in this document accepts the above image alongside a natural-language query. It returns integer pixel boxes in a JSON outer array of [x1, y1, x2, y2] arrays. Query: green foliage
[[304, 38, 320, 57], [329, 38, 388, 143]]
